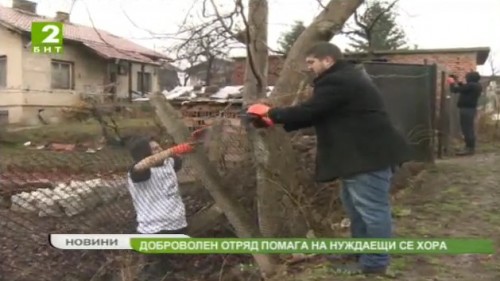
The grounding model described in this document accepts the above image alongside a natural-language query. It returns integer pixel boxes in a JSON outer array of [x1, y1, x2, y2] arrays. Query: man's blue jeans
[[340, 167, 393, 268]]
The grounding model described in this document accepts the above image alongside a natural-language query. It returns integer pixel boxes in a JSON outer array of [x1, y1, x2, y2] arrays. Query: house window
[[51, 60, 73, 89], [137, 71, 152, 93], [0, 56, 6, 88]]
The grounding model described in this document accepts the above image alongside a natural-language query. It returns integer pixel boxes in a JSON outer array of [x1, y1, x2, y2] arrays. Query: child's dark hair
[[129, 137, 153, 162], [127, 136, 154, 182], [128, 136, 153, 162]]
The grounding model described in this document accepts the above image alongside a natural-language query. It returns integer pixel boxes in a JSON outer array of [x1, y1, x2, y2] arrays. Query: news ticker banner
[[49, 234, 495, 254]]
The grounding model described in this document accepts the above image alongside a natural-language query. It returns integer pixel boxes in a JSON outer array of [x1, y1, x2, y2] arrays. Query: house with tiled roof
[[184, 58, 234, 87], [0, 0, 170, 124]]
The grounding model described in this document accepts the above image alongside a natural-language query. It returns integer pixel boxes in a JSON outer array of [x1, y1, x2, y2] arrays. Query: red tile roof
[[0, 5, 170, 64]]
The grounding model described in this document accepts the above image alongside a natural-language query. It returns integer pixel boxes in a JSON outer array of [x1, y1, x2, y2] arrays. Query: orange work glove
[[246, 103, 274, 127], [247, 103, 270, 117], [170, 143, 194, 155]]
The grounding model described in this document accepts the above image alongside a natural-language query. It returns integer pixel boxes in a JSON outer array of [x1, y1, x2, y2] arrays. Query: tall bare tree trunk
[[242, 0, 276, 236], [242, 0, 314, 241], [242, 0, 282, 272]]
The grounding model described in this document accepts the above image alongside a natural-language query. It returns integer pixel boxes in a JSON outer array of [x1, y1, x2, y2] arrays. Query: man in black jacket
[[448, 71, 483, 155], [246, 42, 412, 275]]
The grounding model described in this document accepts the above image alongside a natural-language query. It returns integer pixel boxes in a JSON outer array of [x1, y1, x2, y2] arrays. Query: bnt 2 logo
[[31, 22, 64, 54]]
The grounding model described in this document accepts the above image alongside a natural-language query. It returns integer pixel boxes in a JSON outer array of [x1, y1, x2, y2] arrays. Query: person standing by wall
[[245, 42, 412, 276], [448, 71, 483, 156]]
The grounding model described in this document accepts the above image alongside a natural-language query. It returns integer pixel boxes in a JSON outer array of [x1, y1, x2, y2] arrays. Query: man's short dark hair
[[305, 42, 343, 60]]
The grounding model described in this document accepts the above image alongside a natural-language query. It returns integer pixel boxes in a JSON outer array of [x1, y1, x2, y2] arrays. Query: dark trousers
[[459, 108, 477, 150]]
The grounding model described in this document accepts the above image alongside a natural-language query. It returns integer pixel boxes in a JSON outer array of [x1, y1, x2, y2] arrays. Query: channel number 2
[[41, 24, 61, 44]]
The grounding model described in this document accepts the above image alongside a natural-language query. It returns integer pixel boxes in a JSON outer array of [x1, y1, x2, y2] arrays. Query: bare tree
[[169, 23, 233, 86], [161, 1, 244, 87]]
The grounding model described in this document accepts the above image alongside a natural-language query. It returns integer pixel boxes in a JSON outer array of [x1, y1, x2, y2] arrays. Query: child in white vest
[[127, 136, 197, 280], [127, 136, 194, 234]]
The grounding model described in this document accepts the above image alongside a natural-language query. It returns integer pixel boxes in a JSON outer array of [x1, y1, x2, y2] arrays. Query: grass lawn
[[1, 118, 163, 173]]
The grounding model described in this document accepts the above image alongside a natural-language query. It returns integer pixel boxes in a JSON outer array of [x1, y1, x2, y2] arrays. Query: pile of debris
[[154, 85, 274, 102], [22, 140, 105, 153], [9, 178, 128, 217]]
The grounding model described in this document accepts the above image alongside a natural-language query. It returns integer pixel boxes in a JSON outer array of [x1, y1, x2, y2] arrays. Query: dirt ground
[[278, 149, 500, 281]]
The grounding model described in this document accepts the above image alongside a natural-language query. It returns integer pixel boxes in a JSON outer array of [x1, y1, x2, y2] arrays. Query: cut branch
[[148, 93, 276, 276]]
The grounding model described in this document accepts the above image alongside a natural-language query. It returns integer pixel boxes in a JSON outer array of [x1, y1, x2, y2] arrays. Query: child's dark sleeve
[[129, 162, 151, 183], [171, 155, 183, 172]]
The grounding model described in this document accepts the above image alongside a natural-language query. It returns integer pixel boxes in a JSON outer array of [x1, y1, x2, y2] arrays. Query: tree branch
[[235, 0, 265, 93], [316, 0, 327, 10]]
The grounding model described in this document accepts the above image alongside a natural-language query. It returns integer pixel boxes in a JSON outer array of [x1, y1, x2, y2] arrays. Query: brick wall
[[231, 56, 285, 86], [231, 51, 480, 86], [171, 102, 242, 130], [378, 53, 477, 80]]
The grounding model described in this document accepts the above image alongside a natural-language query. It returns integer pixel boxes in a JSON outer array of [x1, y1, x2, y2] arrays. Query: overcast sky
[[1, 0, 499, 75]]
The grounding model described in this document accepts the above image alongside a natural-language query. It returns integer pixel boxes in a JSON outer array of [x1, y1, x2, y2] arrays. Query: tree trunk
[[242, 0, 282, 275], [271, 0, 365, 105], [242, 0, 276, 237]]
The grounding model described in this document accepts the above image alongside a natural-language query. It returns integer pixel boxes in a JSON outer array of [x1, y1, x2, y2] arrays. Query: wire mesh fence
[[0, 113, 256, 281]]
